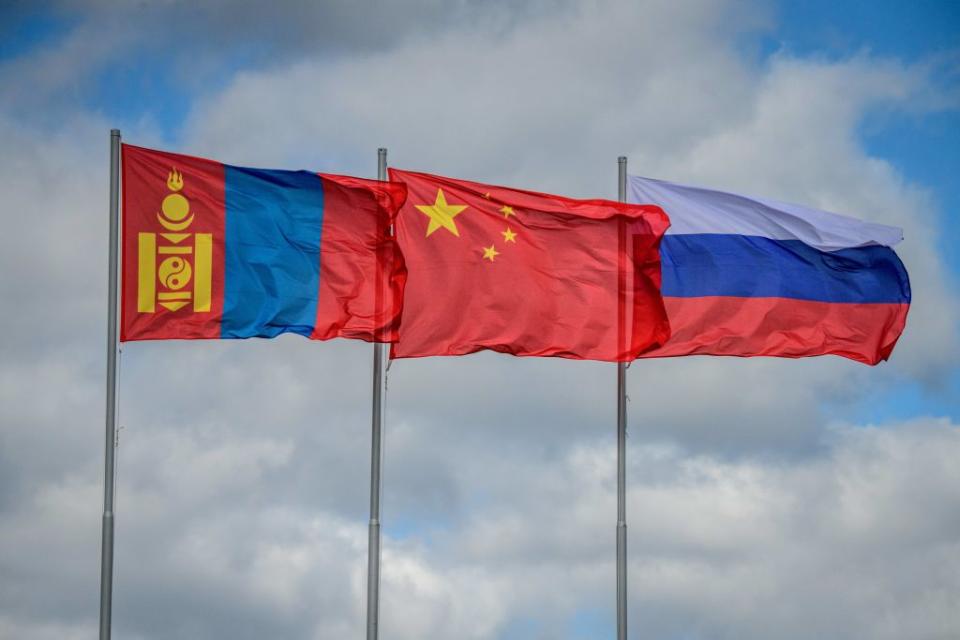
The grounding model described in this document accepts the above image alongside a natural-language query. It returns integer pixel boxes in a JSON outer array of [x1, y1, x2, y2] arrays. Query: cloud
[[181, 0, 958, 433], [641, 53, 960, 379], [0, 0, 573, 123], [191, 9, 956, 372], [0, 1, 958, 638], [5, 410, 957, 639]]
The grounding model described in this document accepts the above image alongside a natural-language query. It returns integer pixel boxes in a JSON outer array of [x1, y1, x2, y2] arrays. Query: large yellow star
[[415, 188, 468, 237], [482, 245, 500, 262]]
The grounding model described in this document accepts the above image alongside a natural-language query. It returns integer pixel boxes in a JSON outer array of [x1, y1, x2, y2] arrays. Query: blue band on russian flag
[[661, 234, 911, 303], [222, 167, 325, 338]]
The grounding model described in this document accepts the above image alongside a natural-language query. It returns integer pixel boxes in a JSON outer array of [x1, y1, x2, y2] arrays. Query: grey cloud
[[54, 0, 572, 57], [0, 0, 574, 120], [9, 408, 956, 639], [1, 1, 959, 638]]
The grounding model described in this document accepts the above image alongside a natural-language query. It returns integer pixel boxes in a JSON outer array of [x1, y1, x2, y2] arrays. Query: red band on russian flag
[[643, 296, 910, 365]]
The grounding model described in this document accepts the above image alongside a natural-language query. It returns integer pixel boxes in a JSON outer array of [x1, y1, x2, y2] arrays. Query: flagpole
[[366, 147, 388, 640], [99, 128, 121, 640], [616, 155, 628, 640]]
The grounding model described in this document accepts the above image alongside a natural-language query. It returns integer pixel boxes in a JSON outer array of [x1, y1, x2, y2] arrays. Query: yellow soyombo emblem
[[137, 168, 212, 313]]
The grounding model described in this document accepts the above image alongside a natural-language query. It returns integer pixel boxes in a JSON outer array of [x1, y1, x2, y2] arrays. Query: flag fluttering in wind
[[389, 169, 671, 361], [628, 176, 911, 365], [121, 145, 407, 342]]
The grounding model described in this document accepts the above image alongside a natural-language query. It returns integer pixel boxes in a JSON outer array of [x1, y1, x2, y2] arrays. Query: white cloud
[[181, 0, 958, 379], [0, 0, 958, 638]]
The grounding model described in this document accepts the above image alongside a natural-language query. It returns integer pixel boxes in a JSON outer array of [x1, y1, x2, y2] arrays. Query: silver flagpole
[[99, 129, 121, 640], [616, 155, 628, 640], [366, 147, 388, 640]]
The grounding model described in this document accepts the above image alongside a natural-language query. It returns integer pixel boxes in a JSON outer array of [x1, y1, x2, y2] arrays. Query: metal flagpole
[[616, 155, 629, 640], [99, 128, 121, 640], [366, 147, 388, 640]]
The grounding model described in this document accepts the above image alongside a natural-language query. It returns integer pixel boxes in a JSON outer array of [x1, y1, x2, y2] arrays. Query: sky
[[0, 1, 958, 639]]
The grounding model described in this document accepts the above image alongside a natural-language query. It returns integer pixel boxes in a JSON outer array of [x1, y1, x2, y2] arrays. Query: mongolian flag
[[629, 176, 911, 365], [121, 144, 407, 342], [389, 169, 672, 361]]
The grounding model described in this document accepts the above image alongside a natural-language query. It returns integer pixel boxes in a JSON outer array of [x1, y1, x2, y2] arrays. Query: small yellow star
[[483, 192, 491, 199], [415, 188, 468, 237], [501, 227, 517, 243], [499, 205, 515, 218], [482, 245, 500, 262]]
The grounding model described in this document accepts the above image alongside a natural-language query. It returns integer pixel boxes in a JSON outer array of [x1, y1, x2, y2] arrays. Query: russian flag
[[120, 145, 407, 343], [628, 177, 911, 365]]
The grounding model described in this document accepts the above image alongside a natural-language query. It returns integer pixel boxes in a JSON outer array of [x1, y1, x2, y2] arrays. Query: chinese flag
[[389, 169, 671, 361]]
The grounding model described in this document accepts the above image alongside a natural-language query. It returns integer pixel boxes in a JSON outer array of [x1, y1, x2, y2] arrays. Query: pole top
[[111, 129, 121, 137], [377, 149, 387, 182]]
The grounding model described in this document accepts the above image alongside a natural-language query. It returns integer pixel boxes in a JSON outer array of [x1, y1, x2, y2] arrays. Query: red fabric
[[643, 296, 910, 365], [312, 174, 408, 342], [121, 144, 225, 341], [389, 169, 671, 361], [121, 144, 408, 344]]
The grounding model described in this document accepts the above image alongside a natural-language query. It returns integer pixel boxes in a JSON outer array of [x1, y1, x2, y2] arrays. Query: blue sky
[[1, 2, 958, 639], [761, 1, 960, 426], [768, 1, 960, 270]]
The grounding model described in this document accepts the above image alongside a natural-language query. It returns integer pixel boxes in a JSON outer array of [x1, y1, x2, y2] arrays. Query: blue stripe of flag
[[661, 234, 911, 303], [222, 167, 325, 338]]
